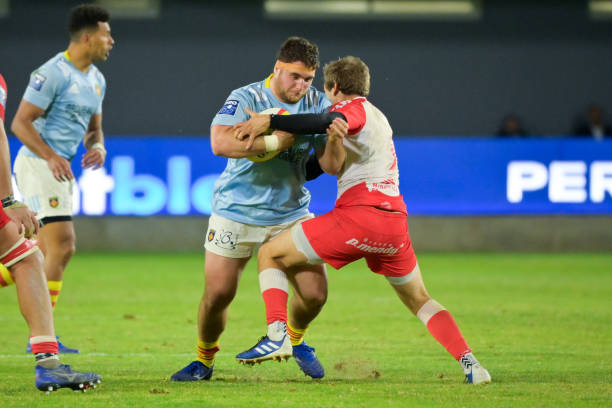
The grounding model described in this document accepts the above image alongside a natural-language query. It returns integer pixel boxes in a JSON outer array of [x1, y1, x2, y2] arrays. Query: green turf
[[1, 253, 611, 407]]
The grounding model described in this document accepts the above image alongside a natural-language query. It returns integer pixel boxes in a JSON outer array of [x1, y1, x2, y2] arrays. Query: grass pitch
[[0, 252, 610, 407]]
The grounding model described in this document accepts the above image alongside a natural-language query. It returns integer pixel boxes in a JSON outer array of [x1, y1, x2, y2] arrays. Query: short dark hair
[[68, 4, 110, 40], [324, 56, 370, 97], [277, 37, 320, 69]]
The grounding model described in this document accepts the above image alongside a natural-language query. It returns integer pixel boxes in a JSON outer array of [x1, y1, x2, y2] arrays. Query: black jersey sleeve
[[269, 112, 347, 134]]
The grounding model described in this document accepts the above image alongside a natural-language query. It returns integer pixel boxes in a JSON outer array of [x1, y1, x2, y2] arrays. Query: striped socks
[[287, 321, 307, 346], [197, 340, 219, 368], [31, 335, 60, 368], [48, 280, 62, 308], [0, 263, 14, 288]]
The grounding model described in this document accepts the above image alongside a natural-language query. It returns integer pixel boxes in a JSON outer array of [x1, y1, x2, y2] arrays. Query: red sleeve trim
[[0, 73, 6, 122], [329, 97, 367, 135]]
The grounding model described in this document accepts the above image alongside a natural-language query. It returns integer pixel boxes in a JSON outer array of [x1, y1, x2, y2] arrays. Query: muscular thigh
[[204, 250, 250, 296]]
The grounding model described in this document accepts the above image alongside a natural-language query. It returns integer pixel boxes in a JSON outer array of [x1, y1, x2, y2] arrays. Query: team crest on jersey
[[207, 229, 215, 242], [28, 72, 47, 92], [49, 197, 59, 208], [95, 83, 101, 95], [214, 229, 237, 250], [218, 100, 239, 115]]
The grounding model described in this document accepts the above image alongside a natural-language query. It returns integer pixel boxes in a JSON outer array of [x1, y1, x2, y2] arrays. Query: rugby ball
[[247, 107, 290, 162]]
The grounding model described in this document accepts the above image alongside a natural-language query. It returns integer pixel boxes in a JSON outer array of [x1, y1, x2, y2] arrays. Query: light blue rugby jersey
[[211, 74, 331, 226], [19, 51, 106, 160]]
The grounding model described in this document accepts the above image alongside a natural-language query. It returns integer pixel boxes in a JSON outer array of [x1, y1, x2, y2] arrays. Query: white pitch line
[[0, 352, 234, 359]]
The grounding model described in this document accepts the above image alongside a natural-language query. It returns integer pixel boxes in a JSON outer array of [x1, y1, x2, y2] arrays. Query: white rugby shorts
[[14, 154, 74, 220], [204, 212, 314, 258]]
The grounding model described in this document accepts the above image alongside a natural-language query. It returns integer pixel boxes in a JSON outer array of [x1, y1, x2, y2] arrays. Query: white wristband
[[264, 135, 279, 152], [91, 142, 106, 155]]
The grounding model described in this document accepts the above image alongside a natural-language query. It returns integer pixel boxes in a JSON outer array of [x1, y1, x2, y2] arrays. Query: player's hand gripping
[[5, 202, 39, 238], [82, 144, 106, 170], [47, 153, 74, 182], [233, 107, 272, 150], [327, 117, 349, 142]]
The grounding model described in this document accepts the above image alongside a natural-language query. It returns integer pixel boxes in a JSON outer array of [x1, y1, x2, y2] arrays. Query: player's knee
[[50, 234, 76, 262], [204, 286, 236, 311], [257, 243, 273, 262], [302, 288, 327, 311]]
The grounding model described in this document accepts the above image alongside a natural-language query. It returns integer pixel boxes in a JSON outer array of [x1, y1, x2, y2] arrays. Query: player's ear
[[333, 82, 340, 96]]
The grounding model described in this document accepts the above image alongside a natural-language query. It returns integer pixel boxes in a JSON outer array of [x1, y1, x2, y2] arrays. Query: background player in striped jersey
[[10, 4, 114, 353], [0, 73, 101, 392], [171, 37, 347, 381], [233, 56, 492, 385]]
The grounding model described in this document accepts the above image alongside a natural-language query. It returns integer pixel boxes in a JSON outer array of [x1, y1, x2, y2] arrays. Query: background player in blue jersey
[[171, 37, 347, 381], [11, 4, 114, 353]]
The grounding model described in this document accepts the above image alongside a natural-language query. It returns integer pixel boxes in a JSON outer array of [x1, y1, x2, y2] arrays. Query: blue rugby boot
[[27, 336, 79, 354], [236, 335, 292, 365], [292, 341, 324, 379], [170, 361, 214, 381], [35, 364, 101, 393], [460, 353, 491, 385]]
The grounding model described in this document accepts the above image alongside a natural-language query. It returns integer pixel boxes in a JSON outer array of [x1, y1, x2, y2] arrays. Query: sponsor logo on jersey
[[218, 100, 239, 115], [207, 229, 215, 242], [214, 229, 237, 250], [49, 197, 59, 208], [28, 72, 47, 92]]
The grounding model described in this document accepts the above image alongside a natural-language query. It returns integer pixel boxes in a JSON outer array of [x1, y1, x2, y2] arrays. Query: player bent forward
[[234, 56, 491, 384]]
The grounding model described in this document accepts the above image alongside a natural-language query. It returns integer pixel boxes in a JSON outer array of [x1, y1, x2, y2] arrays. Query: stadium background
[[0, 0, 610, 252]]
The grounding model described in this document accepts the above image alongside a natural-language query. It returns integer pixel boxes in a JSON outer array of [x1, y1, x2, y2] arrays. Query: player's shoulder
[[231, 78, 266, 101], [36, 52, 72, 81], [331, 97, 367, 112]]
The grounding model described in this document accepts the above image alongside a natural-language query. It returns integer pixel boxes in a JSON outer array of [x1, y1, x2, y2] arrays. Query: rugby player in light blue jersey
[[11, 4, 114, 356], [171, 37, 347, 382]]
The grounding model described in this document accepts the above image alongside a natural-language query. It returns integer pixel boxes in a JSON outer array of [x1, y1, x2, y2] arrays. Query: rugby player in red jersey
[[234, 56, 491, 384], [0, 73, 101, 392]]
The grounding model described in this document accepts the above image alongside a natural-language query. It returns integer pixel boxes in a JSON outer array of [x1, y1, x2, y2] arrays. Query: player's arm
[[11, 100, 74, 181], [235, 107, 347, 149], [210, 124, 294, 158], [316, 118, 347, 175], [82, 113, 106, 169]]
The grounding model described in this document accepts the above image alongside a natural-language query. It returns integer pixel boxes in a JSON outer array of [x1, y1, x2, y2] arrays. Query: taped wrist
[[1, 194, 16, 208], [264, 135, 279, 152], [91, 142, 106, 155]]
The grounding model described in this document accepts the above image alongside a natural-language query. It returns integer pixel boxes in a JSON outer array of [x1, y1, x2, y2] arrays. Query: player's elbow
[[210, 135, 229, 157], [320, 159, 344, 176], [9, 117, 21, 136]]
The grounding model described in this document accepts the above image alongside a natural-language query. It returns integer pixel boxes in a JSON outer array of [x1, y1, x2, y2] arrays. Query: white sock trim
[[259, 268, 289, 294], [30, 335, 57, 344], [416, 299, 446, 325], [291, 224, 323, 264]]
